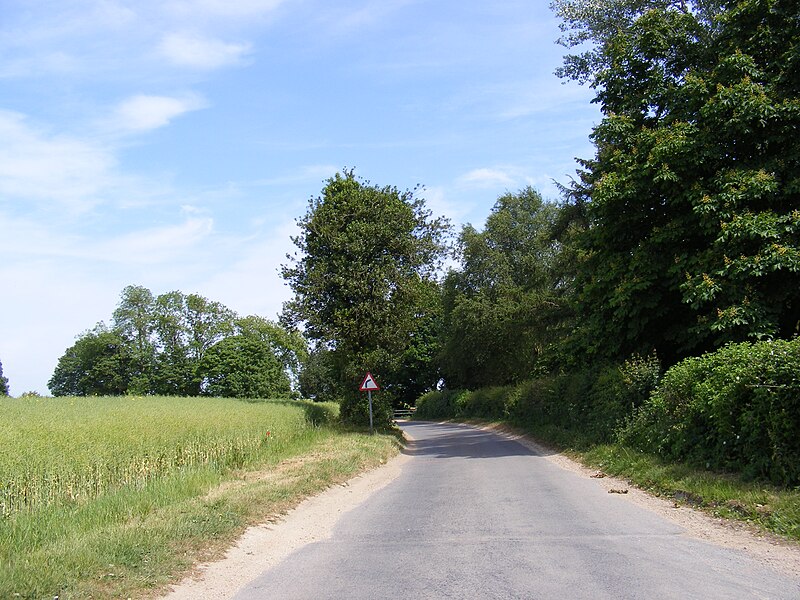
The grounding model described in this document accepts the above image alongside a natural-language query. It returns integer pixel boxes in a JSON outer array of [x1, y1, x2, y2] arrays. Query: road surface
[[233, 421, 799, 599]]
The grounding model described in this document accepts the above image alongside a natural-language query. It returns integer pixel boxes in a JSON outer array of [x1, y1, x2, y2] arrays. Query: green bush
[[414, 389, 463, 420], [459, 386, 508, 420], [339, 393, 393, 429], [620, 339, 800, 485], [415, 354, 662, 445]]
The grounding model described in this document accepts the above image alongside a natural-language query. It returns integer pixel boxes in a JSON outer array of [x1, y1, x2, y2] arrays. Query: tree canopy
[[49, 286, 301, 399], [552, 0, 800, 363], [440, 187, 566, 388], [282, 170, 450, 421]]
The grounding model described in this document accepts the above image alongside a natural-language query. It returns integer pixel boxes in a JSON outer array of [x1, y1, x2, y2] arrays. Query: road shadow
[[399, 421, 554, 460]]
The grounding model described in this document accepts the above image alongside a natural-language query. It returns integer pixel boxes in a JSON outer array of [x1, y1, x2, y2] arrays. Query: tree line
[[48, 286, 306, 399]]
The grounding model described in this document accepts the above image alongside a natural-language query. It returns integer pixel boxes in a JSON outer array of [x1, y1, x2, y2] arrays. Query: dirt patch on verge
[[480, 422, 800, 579]]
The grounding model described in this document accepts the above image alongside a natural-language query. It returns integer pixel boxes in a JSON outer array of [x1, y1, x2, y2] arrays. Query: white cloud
[[159, 32, 251, 69], [112, 94, 206, 132], [0, 110, 116, 209], [95, 217, 215, 264], [458, 167, 516, 188]]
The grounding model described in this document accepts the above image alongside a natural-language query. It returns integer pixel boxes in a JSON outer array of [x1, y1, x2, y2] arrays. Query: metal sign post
[[359, 372, 380, 435], [368, 389, 374, 435]]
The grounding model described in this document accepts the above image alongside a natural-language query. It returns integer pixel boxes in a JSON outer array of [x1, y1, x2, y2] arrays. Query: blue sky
[[0, 0, 600, 395]]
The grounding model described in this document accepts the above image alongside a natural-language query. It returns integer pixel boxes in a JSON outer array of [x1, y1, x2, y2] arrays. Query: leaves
[[282, 170, 450, 415]]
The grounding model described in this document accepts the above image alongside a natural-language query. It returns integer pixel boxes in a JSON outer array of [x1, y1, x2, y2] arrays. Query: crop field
[[0, 395, 399, 599], [0, 396, 334, 517]]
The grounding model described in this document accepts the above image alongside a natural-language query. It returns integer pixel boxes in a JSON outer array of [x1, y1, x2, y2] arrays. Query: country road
[[179, 422, 800, 599]]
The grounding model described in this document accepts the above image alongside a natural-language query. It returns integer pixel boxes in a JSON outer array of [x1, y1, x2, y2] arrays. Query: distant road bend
[[233, 421, 799, 599]]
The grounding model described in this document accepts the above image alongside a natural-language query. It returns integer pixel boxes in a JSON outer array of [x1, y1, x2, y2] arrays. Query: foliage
[[0, 358, 8, 396], [150, 290, 237, 396], [282, 169, 450, 422], [49, 286, 301, 399], [200, 335, 291, 399], [236, 315, 308, 386], [417, 353, 661, 445], [339, 391, 394, 430], [552, 0, 800, 363], [48, 324, 133, 397], [298, 346, 343, 403], [440, 187, 568, 388], [620, 338, 800, 485]]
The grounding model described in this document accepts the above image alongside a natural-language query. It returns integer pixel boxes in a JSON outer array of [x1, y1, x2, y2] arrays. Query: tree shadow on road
[[399, 421, 555, 459]]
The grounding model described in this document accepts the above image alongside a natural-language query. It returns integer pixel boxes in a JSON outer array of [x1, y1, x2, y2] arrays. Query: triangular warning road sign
[[359, 372, 380, 392]]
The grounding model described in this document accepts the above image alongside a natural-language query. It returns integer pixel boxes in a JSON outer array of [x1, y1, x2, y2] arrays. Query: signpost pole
[[368, 389, 374, 435]]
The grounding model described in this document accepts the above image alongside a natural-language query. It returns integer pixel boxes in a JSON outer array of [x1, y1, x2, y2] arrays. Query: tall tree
[[199, 335, 291, 399], [0, 358, 9, 396], [282, 170, 450, 422], [440, 187, 565, 388], [236, 315, 308, 387], [112, 284, 156, 393], [151, 290, 236, 396], [553, 0, 800, 363]]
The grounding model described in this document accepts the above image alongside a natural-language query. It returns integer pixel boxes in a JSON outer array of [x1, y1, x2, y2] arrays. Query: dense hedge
[[620, 340, 800, 485], [416, 354, 660, 445], [416, 339, 800, 486]]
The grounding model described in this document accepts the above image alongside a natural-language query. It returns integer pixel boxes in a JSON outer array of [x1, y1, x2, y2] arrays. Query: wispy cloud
[[112, 93, 207, 132], [458, 167, 516, 188], [0, 110, 116, 210], [159, 32, 252, 69], [96, 217, 214, 264]]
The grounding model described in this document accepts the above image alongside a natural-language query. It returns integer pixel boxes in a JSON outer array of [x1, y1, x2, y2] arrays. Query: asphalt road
[[234, 421, 800, 599]]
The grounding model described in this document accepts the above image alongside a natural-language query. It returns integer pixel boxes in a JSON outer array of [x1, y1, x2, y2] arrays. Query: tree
[[297, 345, 341, 403], [440, 187, 566, 388], [236, 315, 308, 387], [0, 358, 9, 396], [49, 324, 133, 396], [282, 170, 450, 423], [151, 290, 236, 395], [552, 0, 800, 363], [112, 284, 156, 394], [199, 335, 291, 399]]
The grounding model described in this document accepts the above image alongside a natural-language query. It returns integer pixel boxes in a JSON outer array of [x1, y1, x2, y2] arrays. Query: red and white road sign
[[359, 372, 380, 392]]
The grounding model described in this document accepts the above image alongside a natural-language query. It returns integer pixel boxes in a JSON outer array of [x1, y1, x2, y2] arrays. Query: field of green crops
[[0, 396, 335, 517], [0, 395, 398, 599]]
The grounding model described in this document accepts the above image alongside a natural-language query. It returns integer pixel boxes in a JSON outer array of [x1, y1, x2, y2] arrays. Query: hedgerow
[[620, 339, 800, 485], [416, 340, 800, 486]]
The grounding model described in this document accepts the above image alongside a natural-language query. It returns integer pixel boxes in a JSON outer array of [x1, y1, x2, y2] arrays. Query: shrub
[[414, 389, 462, 420], [339, 393, 393, 429], [620, 339, 800, 485]]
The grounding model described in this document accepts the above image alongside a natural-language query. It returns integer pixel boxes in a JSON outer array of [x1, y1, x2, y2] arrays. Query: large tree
[[199, 335, 291, 399], [553, 0, 800, 363], [50, 285, 301, 398], [440, 187, 566, 388], [150, 290, 236, 396], [49, 324, 133, 396], [112, 284, 156, 394], [282, 170, 450, 422]]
